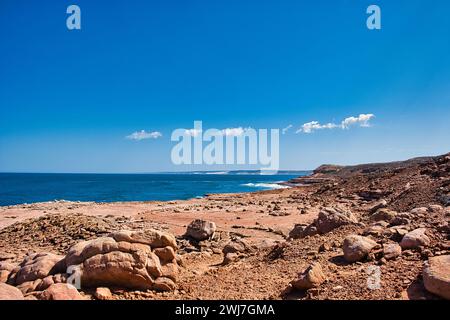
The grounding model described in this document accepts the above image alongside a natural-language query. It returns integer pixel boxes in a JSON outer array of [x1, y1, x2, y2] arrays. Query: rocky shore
[[0, 153, 449, 300]]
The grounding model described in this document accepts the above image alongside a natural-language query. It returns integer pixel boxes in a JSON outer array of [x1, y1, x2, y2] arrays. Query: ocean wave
[[240, 183, 290, 190]]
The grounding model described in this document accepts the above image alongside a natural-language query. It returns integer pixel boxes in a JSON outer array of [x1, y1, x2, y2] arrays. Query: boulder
[[16, 273, 68, 294], [186, 219, 216, 241], [153, 277, 176, 292], [153, 246, 176, 263], [400, 228, 430, 249], [383, 243, 402, 260], [14, 252, 65, 285], [39, 283, 83, 300], [391, 213, 411, 226], [423, 255, 450, 300], [288, 224, 307, 239], [370, 209, 397, 223], [94, 287, 112, 300], [0, 262, 18, 283], [222, 253, 239, 265], [223, 239, 252, 255], [291, 263, 326, 290], [65, 230, 178, 292], [343, 235, 379, 263], [0, 283, 24, 300], [315, 208, 358, 234]]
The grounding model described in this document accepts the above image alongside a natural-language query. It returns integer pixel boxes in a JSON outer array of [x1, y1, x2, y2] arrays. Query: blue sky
[[0, 0, 449, 173]]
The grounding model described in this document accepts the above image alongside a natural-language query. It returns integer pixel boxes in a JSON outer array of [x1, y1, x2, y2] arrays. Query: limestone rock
[[0, 283, 24, 300], [186, 219, 216, 241], [343, 235, 379, 263], [291, 263, 326, 290], [400, 228, 430, 249], [423, 255, 450, 300]]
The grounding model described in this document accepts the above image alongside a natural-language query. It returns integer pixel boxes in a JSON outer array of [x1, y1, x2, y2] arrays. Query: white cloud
[[296, 114, 375, 134], [184, 129, 202, 137], [126, 130, 162, 140], [220, 127, 245, 136], [282, 124, 293, 135], [341, 114, 374, 128]]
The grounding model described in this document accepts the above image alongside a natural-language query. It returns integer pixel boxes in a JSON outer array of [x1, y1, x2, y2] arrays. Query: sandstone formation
[[65, 229, 179, 291]]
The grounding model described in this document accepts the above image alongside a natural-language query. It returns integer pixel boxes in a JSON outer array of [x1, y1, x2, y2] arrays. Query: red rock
[[94, 287, 112, 300], [343, 235, 379, 263], [291, 263, 326, 290], [423, 255, 450, 300], [0, 283, 24, 300], [39, 283, 83, 300], [400, 228, 430, 249]]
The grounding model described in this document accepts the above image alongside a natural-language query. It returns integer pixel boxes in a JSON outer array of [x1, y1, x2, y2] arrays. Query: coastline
[[0, 153, 448, 300], [0, 172, 302, 207]]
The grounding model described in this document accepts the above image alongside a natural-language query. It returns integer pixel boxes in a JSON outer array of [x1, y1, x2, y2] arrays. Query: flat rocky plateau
[[0, 153, 449, 300]]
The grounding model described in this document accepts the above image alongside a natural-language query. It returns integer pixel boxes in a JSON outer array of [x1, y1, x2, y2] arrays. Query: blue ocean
[[0, 172, 308, 206]]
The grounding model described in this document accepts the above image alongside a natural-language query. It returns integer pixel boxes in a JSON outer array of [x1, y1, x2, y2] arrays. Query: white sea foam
[[241, 183, 290, 190]]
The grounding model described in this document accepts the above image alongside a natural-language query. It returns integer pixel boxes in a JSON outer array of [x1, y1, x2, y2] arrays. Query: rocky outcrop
[[342, 235, 379, 263], [423, 255, 450, 300], [11, 252, 65, 286], [291, 263, 326, 290], [0, 283, 24, 300], [64, 229, 178, 292], [186, 219, 216, 241], [288, 207, 358, 239], [400, 228, 430, 249], [16, 273, 68, 294]]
